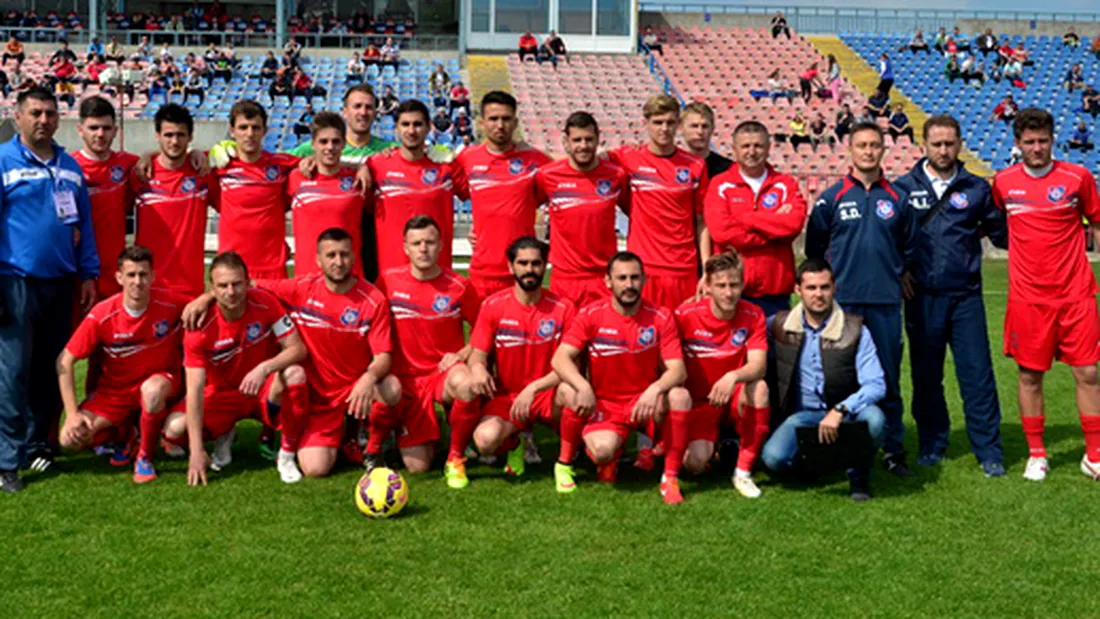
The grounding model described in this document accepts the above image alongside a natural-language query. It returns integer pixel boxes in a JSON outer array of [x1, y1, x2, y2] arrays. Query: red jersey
[[212, 151, 298, 275], [73, 150, 139, 297], [562, 299, 682, 402], [452, 144, 552, 279], [674, 297, 767, 401], [609, 145, 708, 275], [132, 159, 211, 296], [534, 159, 630, 277], [367, 151, 463, 273], [287, 168, 366, 278], [65, 289, 189, 392], [183, 289, 296, 394], [377, 267, 479, 378], [991, 161, 1100, 304], [469, 288, 575, 395], [257, 274, 392, 397]]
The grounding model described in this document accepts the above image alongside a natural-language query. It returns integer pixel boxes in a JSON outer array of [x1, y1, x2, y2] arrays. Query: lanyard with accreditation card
[[52, 169, 79, 225]]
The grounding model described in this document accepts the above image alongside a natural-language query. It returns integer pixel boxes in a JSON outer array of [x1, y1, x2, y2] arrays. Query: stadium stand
[[842, 31, 1100, 173]]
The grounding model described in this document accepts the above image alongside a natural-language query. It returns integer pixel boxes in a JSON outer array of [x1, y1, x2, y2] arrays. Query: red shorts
[[643, 271, 697, 311], [550, 274, 608, 309], [370, 370, 445, 449], [251, 266, 289, 280], [683, 383, 745, 443], [1004, 298, 1100, 371], [82, 371, 182, 426], [469, 273, 514, 305], [583, 395, 658, 442], [170, 374, 278, 439], [482, 389, 558, 432], [300, 387, 352, 449]]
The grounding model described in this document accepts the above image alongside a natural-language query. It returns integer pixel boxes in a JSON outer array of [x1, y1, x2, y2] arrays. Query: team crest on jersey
[[1048, 186, 1066, 202], [949, 192, 969, 209], [508, 158, 523, 175], [537, 319, 556, 338], [431, 294, 451, 313], [265, 165, 279, 181], [421, 168, 439, 185], [761, 191, 780, 209], [875, 199, 895, 220], [675, 167, 690, 184], [339, 176, 354, 192], [153, 319, 170, 338], [181, 177, 196, 193], [340, 307, 360, 326], [731, 327, 748, 347], [245, 322, 262, 342], [638, 326, 655, 346], [596, 179, 612, 196], [109, 165, 124, 183]]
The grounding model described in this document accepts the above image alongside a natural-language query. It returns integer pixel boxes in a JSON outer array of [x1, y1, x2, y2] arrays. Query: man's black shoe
[[849, 484, 873, 502], [26, 451, 54, 474], [364, 453, 386, 472], [884, 452, 914, 477], [0, 470, 24, 493]]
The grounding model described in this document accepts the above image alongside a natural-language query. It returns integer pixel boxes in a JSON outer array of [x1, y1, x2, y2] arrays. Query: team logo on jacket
[[875, 199, 896, 220], [731, 327, 748, 347], [153, 319, 170, 338], [181, 177, 196, 193], [638, 326, 655, 345], [761, 191, 780, 209], [422, 168, 439, 184], [431, 294, 451, 313], [596, 179, 612, 196], [109, 166, 124, 183], [1048, 185, 1066, 202], [265, 165, 279, 181], [339, 176, 354, 192], [949, 192, 969, 209], [508, 158, 523, 175], [537, 318, 556, 338], [340, 307, 360, 326], [245, 322, 262, 342], [675, 167, 690, 184]]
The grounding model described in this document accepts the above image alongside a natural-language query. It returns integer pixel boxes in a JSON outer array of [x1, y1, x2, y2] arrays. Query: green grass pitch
[[1, 261, 1098, 618]]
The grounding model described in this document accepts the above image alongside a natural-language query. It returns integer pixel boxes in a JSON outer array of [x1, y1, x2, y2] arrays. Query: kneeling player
[[57, 247, 188, 483], [372, 215, 480, 476], [551, 251, 693, 503], [166, 252, 309, 486], [674, 251, 770, 498], [457, 237, 576, 487]]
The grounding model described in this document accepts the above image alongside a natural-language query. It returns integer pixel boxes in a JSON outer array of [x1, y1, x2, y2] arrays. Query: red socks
[[1081, 414, 1100, 462], [447, 398, 481, 461], [557, 407, 584, 465], [279, 383, 309, 452], [1021, 415, 1046, 458], [662, 409, 690, 479], [736, 405, 771, 473], [138, 404, 168, 460], [366, 402, 398, 456]]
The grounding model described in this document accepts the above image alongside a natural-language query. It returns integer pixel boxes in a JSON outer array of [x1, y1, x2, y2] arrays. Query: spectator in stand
[[810, 112, 834, 150], [867, 89, 890, 118], [945, 55, 963, 82], [158, 42, 173, 64], [347, 53, 365, 83], [789, 112, 811, 149], [962, 55, 985, 87], [269, 74, 290, 101], [908, 30, 930, 54], [996, 39, 1014, 66], [184, 53, 208, 87], [1012, 44, 1033, 67], [991, 94, 1017, 124], [546, 30, 568, 64], [519, 30, 538, 62], [105, 37, 123, 64], [363, 43, 381, 66], [11, 72, 34, 95], [1083, 85, 1100, 118], [1092, 35, 1100, 61], [454, 108, 473, 139], [944, 34, 959, 59], [50, 40, 77, 66], [826, 54, 843, 101], [203, 42, 220, 64], [212, 53, 232, 83], [2, 35, 24, 67], [222, 42, 237, 67], [1003, 58, 1025, 88], [183, 68, 205, 106], [380, 37, 400, 69], [975, 28, 997, 56], [167, 68, 185, 100], [798, 62, 823, 104], [135, 35, 152, 59], [537, 37, 559, 69], [449, 80, 471, 116], [86, 37, 103, 63], [283, 37, 302, 67], [0, 69, 8, 98], [932, 27, 948, 53], [379, 85, 398, 117], [430, 106, 454, 143], [50, 55, 78, 88], [1064, 26, 1080, 48], [1068, 119, 1094, 151], [771, 11, 791, 39], [856, 105, 876, 125], [888, 104, 914, 144], [291, 68, 314, 99], [293, 103, 314, 139], [429, 64, 450, 98], [642, 26, 663, 56], [260, 51, 278, 81], [877, 52, 894, 94], [1067, 63, 1086, 92], [952, 27, 971, 53], [82, 55, 107, 91], [835, 103, 854, 143]]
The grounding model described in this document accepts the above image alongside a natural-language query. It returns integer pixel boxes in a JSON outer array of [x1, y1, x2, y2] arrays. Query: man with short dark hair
[[895, 115, 1007, 476], [761, 258, 887, 502], [680, 102, 732, 178], [0, 88, 99, 489]]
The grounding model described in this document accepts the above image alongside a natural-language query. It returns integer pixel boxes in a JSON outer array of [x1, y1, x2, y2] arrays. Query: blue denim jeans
[[761, 404, 886, 485]]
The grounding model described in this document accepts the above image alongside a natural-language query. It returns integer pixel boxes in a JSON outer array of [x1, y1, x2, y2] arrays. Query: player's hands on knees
[[817, 409, 843, 444], [573, 383, 597, 417], [187, 451, 210, 486], [298, 155, 319, 179], [510, 385, 537, 424], [438, 353, 462, 373], [708, 372, 738, 407], [239, 365, 269, 397], [346, 373, 379, 420], [631, 384, 662, 423], [469, 364, 496, 398], [62, 412, 93, 446]]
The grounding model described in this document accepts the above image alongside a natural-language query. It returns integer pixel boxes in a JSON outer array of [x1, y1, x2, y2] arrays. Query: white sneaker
[[1023, 456, 1049, 481], [732, 473, 762, 499], [276, 449, 303, 484], [210, 429, 235, 472], [524, 432, 542, 464], [1080, 455, 1100, 480]]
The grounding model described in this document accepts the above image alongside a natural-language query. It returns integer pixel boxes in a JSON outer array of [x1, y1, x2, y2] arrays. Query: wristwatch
[[834, 404, 850, 417]]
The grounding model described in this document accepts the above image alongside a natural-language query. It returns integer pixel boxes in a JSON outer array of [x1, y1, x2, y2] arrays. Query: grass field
[[2, 260, 1099, 618]]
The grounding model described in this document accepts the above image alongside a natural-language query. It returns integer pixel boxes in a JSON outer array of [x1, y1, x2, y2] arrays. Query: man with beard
[[550, 252, 692, 503], [455, 237, 576, 487]]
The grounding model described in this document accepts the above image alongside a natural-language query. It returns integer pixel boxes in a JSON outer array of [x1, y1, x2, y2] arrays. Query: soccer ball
[[355, 467, 409, 519]]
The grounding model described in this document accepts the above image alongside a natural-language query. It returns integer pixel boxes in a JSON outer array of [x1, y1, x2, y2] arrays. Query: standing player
[[288, 112, 368, 279], [132, 104, 211, 297], [458, 237, 576, 486], [211, 100, 299, 280], [704, 121, 807, 317], [991, 108, 1100, 481], [366, 100, 463, 274], [534, 111, 631, 309], [72, 96, 139, 300], [609, 95, 709, 310], [679, 101, 732, 178], [371, 215, 480, 478], [56, 246, 187, 483], [674, 251, 770, 498], [165, 252, 309, 486], [551, 252, 692, 503], [452, 91, 552, 302]]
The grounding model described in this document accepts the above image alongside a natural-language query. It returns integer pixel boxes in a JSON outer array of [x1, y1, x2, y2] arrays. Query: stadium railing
[[641, 44, 687, 106], [0, 27, 459, 51]]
